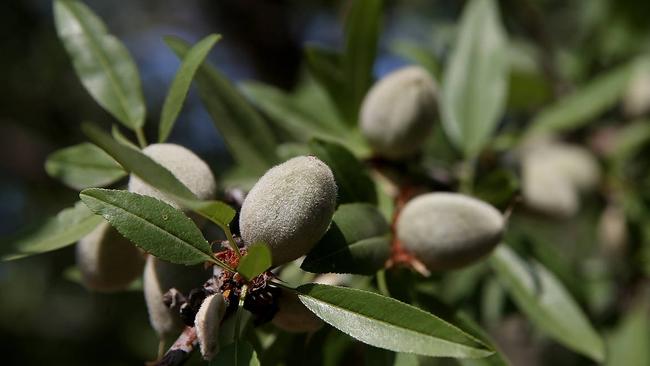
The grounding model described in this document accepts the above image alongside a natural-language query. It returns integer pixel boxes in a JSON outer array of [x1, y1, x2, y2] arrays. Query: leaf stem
[[223, 225, 242, 258], [209, 257, 236, 273], [459, 158, 476, 194], [376, 269, 391, 297], [136, 127, 148, 148], [234, 284, 248, 366]]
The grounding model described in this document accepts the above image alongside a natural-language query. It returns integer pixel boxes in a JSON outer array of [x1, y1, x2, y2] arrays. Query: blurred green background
[[1, 0, 650, 364]]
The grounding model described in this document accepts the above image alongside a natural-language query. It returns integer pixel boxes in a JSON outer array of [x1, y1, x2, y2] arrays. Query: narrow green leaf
[[454, 313, 511, 366], [83, 123, 195, 199], [193, 201, 236, 229], [45, 142, 126, 190], [390, 40, 441, 80], [309, 139, 377, 204], [490, 245, 605, 362], [0, 201, 102, 261], [240, 81, 348, 144], [159, 34, 221, 143], [297, 284, 493, 358], [302, 203, 389, 274], [304, 46, 347, 121], [343, 0, 383, 123], [209, 341, 260, 366], [237, 243, 272, 281], [112, 125, 140, 150], [441, 0, 509, 157], [605, 301, 650, 366], [80, 188, 213, 265], [528, 58, 641, 136], [53, 0, 145, 129], [82, 123, 236, 229], [165, 36, 277, 174]]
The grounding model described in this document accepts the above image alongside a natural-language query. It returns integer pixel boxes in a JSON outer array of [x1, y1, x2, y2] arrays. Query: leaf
[[390, 40, 441, 79], [83, 123, 195, 200], [80, 188, 214, 265], [440, 0, 509, 157], [193, 201, 236, 229], [165, 36, 277, 174], [302, 203, 390, 275], [82, 123, 236, 229], [527, 58, 641, 136], [45, 142, 126, 190], [489, 245, 605, 361], [209, 341, 260, 366], [0, 201, 102, 261], [112, 124, 140, 150], [240, 81, 348, 144], [309, 139, 377, 204], [304, 46, 346, 120], [605, 301, 650, 366], [237, 243, 272, 281], [159, 34, 221, 143], [296, 284, 493, 358], [53, 0, 145, 129], [342, 0, 383, 124]]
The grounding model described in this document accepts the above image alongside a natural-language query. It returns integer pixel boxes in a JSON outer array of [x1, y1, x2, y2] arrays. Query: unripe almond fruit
[[76, 221, 145, 292], [360, 66, 437, 160], [195, 293, 227, 360], [143, 256, 210, 338], [521, 160, 578, 218], [272, 288, 323, 333], [520, 140, 599, 217], [530, 143, 600, 192], [396, 193, 504, 271], [239, 156, 337, 265], [128, 143, 217, 208]]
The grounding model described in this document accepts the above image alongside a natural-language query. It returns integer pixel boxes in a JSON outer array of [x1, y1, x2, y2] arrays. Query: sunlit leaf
[[159, 34, 221, 142], [45, 143, 126, 190], [80, 188, 214, 265], [297, 284, 493, 358], [490, 245, 605, 361], [237, 243, 272, 281], [0, 201, 102, 261], [82, 123, 236, 229], [441, 0, 508, 157], [53, 0, 145, 129]]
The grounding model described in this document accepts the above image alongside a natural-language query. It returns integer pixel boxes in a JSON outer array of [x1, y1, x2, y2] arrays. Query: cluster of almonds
[[75, 64, 611, 361], [359, 65, 505, 270], [76, 145, 337, 360]]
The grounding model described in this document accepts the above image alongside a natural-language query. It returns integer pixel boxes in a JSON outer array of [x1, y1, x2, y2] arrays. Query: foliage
[[3, 0, 650, 364]]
